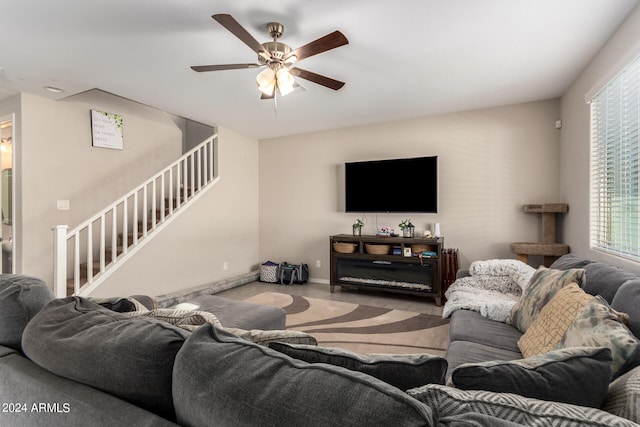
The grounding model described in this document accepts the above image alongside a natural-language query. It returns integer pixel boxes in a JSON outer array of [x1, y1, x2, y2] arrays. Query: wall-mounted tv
[[345, 156, 438, 213]]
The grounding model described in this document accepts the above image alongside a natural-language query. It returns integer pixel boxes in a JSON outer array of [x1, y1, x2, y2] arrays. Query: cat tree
[[510, 203, 569, 267]]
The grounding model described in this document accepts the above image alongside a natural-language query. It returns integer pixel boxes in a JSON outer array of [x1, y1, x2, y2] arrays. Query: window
[[590, 53, 640, 261]]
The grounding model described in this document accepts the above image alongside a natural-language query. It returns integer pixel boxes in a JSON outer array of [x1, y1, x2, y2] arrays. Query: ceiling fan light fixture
[[276, 68, 295, 96], [256, 68, 276, 96]]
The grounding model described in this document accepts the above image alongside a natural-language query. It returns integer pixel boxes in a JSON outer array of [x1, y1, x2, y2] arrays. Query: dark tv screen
[[345, 156, 438, 213]]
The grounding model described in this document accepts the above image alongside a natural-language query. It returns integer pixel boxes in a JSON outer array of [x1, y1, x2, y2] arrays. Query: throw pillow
[[126, 308, 224, 331], [517, 283, 594, 357], [268, 342, 447, 389], [506, 267, 584, 332], [172, 324, 434, 427], [407, 384, 639, 427], [0, 274, 54, 351], [448, 347, 612, 408], [555, 295, 640, 378], [226, 328, 318, 346], [611, 279, 640, 338], [21, 297, 189, 421], [602, 365, 640, 423]]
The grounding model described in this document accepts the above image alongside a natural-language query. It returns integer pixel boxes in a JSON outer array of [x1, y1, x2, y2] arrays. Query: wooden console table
[[329, 234, 443, 306]]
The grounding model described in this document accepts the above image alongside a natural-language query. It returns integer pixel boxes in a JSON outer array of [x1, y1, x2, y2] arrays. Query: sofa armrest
[[0, 351, 177, 426]]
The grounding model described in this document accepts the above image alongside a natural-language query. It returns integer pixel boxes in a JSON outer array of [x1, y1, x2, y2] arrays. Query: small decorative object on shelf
[[376, 226, 393, 237], [399, 219, 415, 238], [352, 218, 365, 236]]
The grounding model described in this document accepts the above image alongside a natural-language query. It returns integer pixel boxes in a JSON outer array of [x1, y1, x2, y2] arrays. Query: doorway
[[0, 115, 14, 273]]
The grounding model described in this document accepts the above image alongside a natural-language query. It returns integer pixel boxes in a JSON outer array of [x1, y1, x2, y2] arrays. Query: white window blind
[[590, 53, 640, 261]]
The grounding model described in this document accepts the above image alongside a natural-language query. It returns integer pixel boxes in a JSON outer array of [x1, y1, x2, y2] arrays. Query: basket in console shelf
[[333, 242, 358, 254], [364, 244, 391, 255]]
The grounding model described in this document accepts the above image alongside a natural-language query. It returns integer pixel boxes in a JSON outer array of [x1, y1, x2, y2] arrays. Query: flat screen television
[[344, 156, 438, 213]]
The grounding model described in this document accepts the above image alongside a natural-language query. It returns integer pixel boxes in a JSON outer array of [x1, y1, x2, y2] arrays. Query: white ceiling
[[1, 0, 638, 139]]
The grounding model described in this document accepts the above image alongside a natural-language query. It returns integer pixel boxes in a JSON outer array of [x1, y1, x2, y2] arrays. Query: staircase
[[53, 134, 219, 298]]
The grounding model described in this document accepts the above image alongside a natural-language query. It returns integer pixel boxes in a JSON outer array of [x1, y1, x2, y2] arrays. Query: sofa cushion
[[268, 342, 447, 389], [448, 347, 612, 408], [449, 309, 522, 353], [172, 324, 434, 427], [223, 327, 318, 346], [611, 279, 640, 338], [555, 295, 640, 378], [21, 297, 189, 421], [506, 267, 584, 332], [445, 340, 522, 380], [518, 283, 594, 357], [602, 365, 640, 423], [583, 263, 637, 303], [0, 275, 54, 351], [89, 296, 152, 312], [407, 384, 639, 427], [549, 253, 592, 270]]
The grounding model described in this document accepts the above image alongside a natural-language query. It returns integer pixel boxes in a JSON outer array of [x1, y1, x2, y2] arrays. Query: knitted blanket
[[442, 259, 535, 322]]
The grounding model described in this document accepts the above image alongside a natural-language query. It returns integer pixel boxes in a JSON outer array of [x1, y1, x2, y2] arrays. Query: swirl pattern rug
[[243, 291, 449, 355]]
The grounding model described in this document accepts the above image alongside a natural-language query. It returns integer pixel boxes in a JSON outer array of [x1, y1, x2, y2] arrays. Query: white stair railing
[[53, 134, 219, 298]]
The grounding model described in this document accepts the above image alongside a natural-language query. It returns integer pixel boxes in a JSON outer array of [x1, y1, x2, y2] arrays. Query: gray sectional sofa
[[2, 252, 640, 426], [1, 274, 445, 426], [439, 253, 640, 425]]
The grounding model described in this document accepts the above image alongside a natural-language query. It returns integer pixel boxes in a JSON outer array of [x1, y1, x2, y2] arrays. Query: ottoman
[[173, 295, 286, 331]]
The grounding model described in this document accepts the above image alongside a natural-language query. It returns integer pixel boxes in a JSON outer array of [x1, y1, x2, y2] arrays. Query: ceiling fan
[[191, 14, 349, 99]]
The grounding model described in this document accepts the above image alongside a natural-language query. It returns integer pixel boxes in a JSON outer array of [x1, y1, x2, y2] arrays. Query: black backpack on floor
[[278, 262, 309, 285]]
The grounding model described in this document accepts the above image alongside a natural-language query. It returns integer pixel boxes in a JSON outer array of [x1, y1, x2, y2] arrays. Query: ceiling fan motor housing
[[259, 41, 293, 67]]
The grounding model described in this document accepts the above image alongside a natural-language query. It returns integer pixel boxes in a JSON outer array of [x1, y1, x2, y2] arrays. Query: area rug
[[243, 291, 450, 356]]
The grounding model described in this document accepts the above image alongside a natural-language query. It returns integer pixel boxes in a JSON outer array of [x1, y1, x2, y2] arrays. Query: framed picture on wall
[[91, 110, 124, 150]]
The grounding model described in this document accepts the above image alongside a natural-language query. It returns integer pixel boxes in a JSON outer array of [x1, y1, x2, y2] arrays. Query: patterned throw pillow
[[406, 384, 639, 427], [225, 328, 317, 346], [506, 267, 585, 332], [518, 283, 594, 357], [555, 296, 639, 378], [448, 347, 612, 408], [269, 342, 447, 389], [602, 365, 640, 423]]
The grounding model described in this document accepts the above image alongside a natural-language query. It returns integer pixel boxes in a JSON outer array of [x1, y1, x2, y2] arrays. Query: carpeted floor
[[244, 291, 450, 356]]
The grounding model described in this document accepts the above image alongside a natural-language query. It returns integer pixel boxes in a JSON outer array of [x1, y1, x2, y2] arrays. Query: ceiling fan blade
[[290, 67, 345, 90], [191, 64, 261, 72], [212, 14, 270, 61], [286, 31, 348, 62]]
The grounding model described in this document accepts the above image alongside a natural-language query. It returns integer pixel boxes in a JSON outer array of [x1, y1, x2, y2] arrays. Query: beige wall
[[18, 90, 182, 284], [259, 99, 562, 282], [92, 126, 260, 297], [560, 5, 640, 275], [0, 90, 260, 297]]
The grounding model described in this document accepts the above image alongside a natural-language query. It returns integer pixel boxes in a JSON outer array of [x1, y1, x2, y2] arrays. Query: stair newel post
[[53, 225, 69, 298]]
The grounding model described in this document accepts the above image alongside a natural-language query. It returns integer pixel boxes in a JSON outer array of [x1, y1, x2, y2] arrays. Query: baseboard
[[156, 270, 260, 308]]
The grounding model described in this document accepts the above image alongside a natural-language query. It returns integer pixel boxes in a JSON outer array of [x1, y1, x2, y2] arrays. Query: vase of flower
[[352, 219, 365, 236], [399, 219, 415, 238]]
